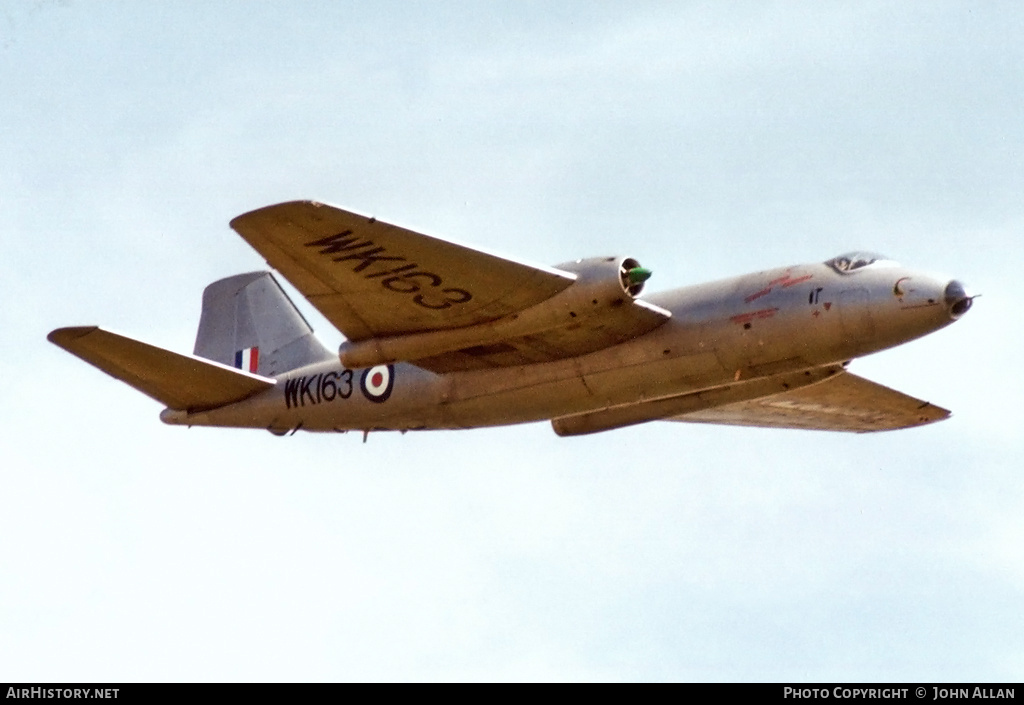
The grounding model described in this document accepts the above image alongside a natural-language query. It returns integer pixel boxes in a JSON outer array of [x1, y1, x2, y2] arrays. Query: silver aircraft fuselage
[[161, 256, 969, 434]]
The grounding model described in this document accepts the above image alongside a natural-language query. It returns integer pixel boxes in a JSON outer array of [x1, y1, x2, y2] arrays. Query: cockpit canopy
[[825, 251, 899, 274]]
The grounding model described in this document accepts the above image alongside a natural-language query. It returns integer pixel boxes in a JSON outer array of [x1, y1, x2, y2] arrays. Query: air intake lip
[[944, 280, 973, 318]]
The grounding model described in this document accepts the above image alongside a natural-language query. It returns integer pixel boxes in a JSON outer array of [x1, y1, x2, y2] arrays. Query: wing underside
[[669, 371, 949, 432], [229, 201, 668, 372], [229, 201, 575, 342]]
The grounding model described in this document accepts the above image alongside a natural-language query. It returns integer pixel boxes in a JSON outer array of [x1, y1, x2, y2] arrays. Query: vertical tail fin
[[193, 271, 335, 376]]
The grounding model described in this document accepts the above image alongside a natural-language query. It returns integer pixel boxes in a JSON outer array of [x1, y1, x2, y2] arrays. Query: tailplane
[[193, 271, 335, 376], [48, 326, 274, 412]]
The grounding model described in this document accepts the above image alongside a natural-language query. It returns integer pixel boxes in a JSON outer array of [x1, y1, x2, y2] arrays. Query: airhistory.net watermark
[[6, 689, 118, 699]]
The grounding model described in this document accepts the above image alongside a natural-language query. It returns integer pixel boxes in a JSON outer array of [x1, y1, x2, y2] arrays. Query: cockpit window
[[826, 251, 896, 274]]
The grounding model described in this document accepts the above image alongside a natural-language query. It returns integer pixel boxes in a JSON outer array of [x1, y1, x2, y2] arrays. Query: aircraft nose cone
[[945, 279, 973, 318]]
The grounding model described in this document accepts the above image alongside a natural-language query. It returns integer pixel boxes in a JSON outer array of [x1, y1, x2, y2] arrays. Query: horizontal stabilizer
[[48, 326, 275, 412], [670, 371, 949, 432]]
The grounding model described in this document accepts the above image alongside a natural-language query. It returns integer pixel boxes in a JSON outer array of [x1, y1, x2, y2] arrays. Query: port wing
[[668, 371, 949, 432]]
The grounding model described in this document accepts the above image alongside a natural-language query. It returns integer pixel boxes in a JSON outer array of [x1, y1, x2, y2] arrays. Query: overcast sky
[[2, 1, 1022, 682]]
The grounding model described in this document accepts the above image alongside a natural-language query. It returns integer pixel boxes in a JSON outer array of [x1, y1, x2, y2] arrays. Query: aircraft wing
[[668, 371, 949, 432], [48, 327, 275, 412], [230, 201, 668, 372], [230, 201, 574, 342]]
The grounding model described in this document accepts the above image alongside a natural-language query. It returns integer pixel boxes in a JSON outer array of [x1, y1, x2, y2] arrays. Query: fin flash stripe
[[235, 347, 259, 373]]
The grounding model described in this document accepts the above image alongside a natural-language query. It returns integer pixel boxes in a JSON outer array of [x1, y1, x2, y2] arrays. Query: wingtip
[[47, 326, 100, 347], [229, 199, 329, 230]]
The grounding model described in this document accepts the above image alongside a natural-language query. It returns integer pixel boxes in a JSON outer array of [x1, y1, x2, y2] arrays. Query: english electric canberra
[[49, 201, 973, 437]]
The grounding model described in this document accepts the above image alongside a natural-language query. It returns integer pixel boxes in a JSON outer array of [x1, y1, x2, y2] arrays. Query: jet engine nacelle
[[553, 256, 651, 317], [338, 256, 656, 368]]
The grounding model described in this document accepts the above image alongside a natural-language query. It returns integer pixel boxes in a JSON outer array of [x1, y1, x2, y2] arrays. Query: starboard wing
[[230, 201, 668, 372], [668, 371, 949, 432], [48, 327, 275, 412], [230, 201, 575, 342]]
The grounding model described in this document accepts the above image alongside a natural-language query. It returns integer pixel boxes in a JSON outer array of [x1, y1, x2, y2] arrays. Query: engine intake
[[338, 256, 658, 368], [554, 256, 652, 311]]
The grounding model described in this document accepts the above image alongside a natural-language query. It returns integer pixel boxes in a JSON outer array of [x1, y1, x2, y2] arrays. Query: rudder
[[194, 271, 335, 376]]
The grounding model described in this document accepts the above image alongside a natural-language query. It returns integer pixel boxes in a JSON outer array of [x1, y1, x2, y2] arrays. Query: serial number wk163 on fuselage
[[283, 365, 395, 409]]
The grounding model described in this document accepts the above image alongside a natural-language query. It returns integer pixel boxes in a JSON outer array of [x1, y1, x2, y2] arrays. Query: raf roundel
[[360, 364, 395, 403]]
